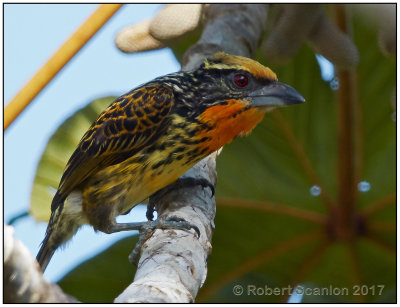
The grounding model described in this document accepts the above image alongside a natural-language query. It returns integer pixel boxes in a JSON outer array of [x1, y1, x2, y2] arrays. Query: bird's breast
[[196, 99, 265, 153]]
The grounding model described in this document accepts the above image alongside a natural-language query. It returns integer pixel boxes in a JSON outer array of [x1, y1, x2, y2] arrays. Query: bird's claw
[[129, 216, 200, 265], [146, 177, 215, 221], [175, 177, 215, 197]]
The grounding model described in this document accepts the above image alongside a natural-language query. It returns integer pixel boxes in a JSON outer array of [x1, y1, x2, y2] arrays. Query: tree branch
[[115, 4, 269, 303], [115, 154, 217, 302], [4, 225, 79, 303]]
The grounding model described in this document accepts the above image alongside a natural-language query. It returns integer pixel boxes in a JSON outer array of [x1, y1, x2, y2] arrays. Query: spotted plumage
[[37, 52, 305, 271], [57, 84, 174, 200]]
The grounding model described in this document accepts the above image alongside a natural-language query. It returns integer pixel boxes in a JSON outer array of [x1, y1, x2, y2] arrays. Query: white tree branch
[[116, 4, 269, 303], [115, 154, 217, 303], [4, 225, 78, 303]]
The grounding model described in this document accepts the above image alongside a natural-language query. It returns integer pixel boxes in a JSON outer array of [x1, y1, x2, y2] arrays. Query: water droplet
[[358, 181, 371, 192], [391, 112, 396, 122], [310, 185, 321, 196], [316, 54, 335, 82], [330, 77, 339, 90]]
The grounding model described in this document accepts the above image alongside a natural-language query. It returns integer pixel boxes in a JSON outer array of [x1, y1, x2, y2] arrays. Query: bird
[[36, 52, 305, 271]]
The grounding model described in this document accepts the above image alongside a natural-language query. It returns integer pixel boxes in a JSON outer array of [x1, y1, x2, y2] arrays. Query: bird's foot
[[146, 177, 215, 221], [129, 216, 200, 265], [173, 177, 215, 197]]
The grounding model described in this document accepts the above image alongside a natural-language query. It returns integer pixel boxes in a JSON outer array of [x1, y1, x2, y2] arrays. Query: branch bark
[[4, 225, 79, 303], [115, 155, 217, 302], [116, 4, 269, 303]]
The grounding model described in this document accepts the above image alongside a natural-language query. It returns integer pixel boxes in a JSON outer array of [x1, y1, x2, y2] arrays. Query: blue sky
[[4, 3, 180, 282]]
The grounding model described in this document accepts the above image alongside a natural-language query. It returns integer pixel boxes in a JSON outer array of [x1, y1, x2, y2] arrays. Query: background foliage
[[29, 5, 395, 303]]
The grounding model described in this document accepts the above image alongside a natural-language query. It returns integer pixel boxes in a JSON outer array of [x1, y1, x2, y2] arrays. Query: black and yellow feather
[[56, 84, 174, 202]]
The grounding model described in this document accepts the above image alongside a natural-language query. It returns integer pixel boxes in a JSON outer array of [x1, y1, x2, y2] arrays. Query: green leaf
[[196, 17, 395, 303], [30, 97, 116, 221], [58, 236, 138, 303]]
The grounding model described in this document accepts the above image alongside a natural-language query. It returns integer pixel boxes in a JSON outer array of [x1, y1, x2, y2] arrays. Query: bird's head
[[167, 52, 305, 117], [163, 52, 305, 152]]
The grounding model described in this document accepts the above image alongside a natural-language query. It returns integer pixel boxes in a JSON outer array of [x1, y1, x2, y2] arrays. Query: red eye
[[234, 74, 248, 87]]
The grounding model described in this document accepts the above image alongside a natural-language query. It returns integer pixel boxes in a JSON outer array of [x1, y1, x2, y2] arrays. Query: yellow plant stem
[[4, 4, 123, 130]]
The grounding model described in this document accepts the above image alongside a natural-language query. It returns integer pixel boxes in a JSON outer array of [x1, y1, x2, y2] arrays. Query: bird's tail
[[36, 233, 57, 272], [36, 191, 84, 272]]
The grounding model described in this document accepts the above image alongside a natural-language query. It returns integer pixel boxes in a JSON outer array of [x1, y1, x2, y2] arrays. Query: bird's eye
[[234, 74, 248, 87]]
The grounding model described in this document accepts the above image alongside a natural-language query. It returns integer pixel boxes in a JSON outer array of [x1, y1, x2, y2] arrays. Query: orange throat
[[197, 99, 265, 153]]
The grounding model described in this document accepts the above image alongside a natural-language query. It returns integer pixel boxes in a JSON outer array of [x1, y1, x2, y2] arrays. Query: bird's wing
[[55, 84, 174, 202]]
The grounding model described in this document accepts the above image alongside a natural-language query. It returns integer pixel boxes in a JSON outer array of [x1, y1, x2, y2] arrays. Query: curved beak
[[249, 81, 305, 107]]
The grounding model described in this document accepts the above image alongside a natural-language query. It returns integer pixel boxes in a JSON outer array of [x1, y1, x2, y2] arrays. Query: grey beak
[[249, 81, 305, 107]]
